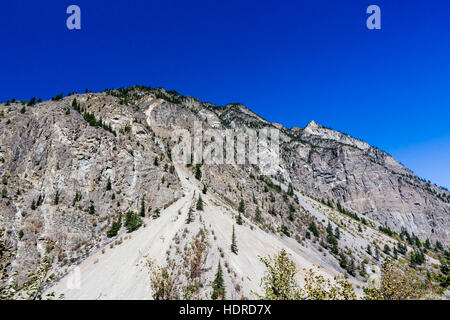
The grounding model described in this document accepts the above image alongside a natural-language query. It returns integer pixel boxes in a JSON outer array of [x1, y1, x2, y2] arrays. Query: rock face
[[285, 120, 450, 245], [0, 91, 183, 280], [0, 86, 448, 299]]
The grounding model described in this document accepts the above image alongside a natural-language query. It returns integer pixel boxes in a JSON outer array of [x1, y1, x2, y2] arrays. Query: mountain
[[0, 86, 448, 299]]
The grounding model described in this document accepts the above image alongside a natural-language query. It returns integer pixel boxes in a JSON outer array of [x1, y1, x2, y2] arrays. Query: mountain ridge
[[0, 85, 449, 299]]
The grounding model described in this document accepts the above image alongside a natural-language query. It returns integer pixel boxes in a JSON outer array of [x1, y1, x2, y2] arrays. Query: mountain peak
[[305, 120, 320, 129]]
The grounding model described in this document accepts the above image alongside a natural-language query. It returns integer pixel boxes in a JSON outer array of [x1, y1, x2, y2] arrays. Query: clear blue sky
[[1, 0, 449, 189]]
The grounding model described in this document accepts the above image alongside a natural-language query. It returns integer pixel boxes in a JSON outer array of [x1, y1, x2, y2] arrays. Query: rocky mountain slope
[[0, 86, 448, 299]]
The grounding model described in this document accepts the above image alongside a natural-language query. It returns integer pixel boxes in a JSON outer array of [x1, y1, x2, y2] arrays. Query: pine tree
[[124, 211, 143, 233], [367, 245, 372, 256], [287, 183, 294, 196], [326, 222, 333, 235], [281, 225, 291, 237], [195, 165, 202, 180], [31, 199, 36, 210], [288, 205, 295, 221], [360, 261, 367, 277], [231, 225, 238, 254], [54, 190, 60, 205], [52, 93, 63, 101], [107, 216, 122, 238], [186, 207, 193, 224], [27, 97, 36, 106], [72, 190, 81, 206], [140, 195, 145, 217], [268, 206, 276, 216], [202, 185, 207, 194], [437, 247, 450, 288], [72, 98, 79, 111], [238, 198, 245, 214], [308, 221, 319, 237], [339, 253, 348, 270], [89, 201, 95, 215], [196, 195, 204, 211], [424, 238, 431, 250], [327, 228, 338, 250], [347, 259, 355, 276], [211, 262, 226, 300], [414, 235, 421, 248], [393, 247, 398, 259], [410, 249, 425, 267], [397, 242, 407, 255], [106, 177, 112, 191], [255, 206, 262, 223], [236, 212, 243, 225], [335, 226, 341, 239]]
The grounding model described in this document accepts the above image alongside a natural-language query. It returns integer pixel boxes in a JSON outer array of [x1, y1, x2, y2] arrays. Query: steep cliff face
[[0, 86, 448, 298], [0, 93, 183, 281], [283, 120, 450, 245]]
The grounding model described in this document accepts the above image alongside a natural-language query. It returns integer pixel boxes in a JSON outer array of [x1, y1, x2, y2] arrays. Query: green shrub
[[124, 211, 142, 233], [107, 219, 122, 238], [281, 225, 291, 237], [364, 260, 434, 300]]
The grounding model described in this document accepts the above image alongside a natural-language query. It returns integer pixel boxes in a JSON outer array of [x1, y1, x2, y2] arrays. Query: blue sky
[[0, 0, 449, 189]]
